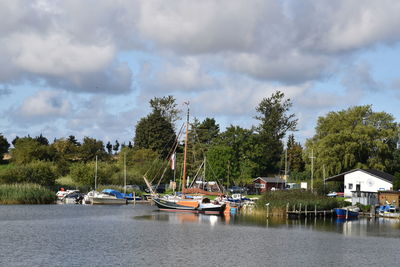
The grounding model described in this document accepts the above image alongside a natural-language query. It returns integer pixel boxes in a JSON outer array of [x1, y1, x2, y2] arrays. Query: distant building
[[351, 191, 378, 206], [252, 177, 286, 194], [325, 169, 393, 197]]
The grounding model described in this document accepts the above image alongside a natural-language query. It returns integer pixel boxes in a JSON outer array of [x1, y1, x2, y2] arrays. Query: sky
[[1, 0, 400, 146]]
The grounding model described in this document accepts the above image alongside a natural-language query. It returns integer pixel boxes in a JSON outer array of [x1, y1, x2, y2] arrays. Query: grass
[[256, 190, 346, 214], [0, 183, 57, 204]]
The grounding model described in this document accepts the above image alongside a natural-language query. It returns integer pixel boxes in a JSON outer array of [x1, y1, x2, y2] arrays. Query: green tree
[[106, 141, 112, 154], [0, 134, 10, 160], [67, 135, 80, 146], [11, 138, 56, 164], [287, 134, 305, 173], [255, 91, 297, 175], [134, 111, 176, 158], [195, 118, 220, 145], [149, 95, 181, 125], [305, 105, 398, 178], [393, 173, 400, 191], [35, 134, 49, 146], [113, 140, 120, 154], [206, 145, 235, 187], [78, 137, 108, 162]]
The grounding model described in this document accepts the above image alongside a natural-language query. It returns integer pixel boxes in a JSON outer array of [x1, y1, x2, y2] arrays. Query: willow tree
[[305, 105, 399, 178]]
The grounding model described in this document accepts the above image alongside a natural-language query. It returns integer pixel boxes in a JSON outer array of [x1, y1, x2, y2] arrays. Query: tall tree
[[67, 135, 80, 146], [113, 140, 120, 154], [35, 134, 49, 146], [149, 95, 180, 125], [196, 118, 220, 145], [106, 141, 112, 154], [11, 138, 55, 164], [286, 134, 305, 173], [0, 134, 10, 160], [255, 91, 297, 175], [134, 111, 176, 158], [78, 137, 107, 162], [305, 105, 398, 178]]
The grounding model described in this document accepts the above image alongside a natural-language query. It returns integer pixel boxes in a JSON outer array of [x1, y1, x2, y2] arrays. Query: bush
[[0, 161, 57, 186]]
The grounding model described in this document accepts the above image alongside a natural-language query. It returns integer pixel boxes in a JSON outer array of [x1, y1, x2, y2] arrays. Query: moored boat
[[334, 206, 359, 218]]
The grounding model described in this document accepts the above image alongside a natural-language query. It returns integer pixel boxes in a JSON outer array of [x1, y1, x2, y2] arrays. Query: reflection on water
[[135, 210, 400, 238]]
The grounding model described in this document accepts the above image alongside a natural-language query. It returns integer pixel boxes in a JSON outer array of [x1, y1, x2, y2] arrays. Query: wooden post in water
[[305, 205, 308, 217], [286, 203, 289, 218], [267, 205, 269, 218], [299, 203, 302, 217], [314, 205, 317, 218], [346, 208, 349, 220], [133, 192, 136, 205]]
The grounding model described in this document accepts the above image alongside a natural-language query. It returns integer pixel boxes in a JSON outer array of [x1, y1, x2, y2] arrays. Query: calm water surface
[[1, 204, 400, 266]]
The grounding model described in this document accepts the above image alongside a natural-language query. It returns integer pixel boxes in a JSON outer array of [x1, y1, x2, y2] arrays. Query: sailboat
[[150, 104, 226, 215], [83, 156, 127, 205]]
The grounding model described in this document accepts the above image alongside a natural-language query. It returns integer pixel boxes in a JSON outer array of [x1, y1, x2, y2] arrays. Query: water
[[1, 204, 400, 266]]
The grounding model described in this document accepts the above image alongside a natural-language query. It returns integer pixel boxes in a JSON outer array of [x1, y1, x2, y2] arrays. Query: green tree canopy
[[149, 95, 180, 125], [0, 134, 10, 159], [305, 105, 398, 178], [134, 111, 176, 158], [78, 137, 108, 162], [11, 137, 56, 164], [255, 91, 297, 175]]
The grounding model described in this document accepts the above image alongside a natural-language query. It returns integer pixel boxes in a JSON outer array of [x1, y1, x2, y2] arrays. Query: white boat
[[84, 190, 127, 205]]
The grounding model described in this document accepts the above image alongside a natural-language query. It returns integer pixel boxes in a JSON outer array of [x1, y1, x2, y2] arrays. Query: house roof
[[254, 177, 286, 184], [325, 169, 394, 184]]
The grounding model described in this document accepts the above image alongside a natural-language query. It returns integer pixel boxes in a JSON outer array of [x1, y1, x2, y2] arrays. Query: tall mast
[[124, 152, 127, 194], [95, 155, 98, 191], [182, 102, 189, 192]]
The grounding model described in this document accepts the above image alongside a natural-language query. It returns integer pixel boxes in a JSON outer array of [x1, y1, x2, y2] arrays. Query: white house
[[325, 169, 394, 197]]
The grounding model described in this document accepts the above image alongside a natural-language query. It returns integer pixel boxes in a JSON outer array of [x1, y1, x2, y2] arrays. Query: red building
[[253, 177, 286, 194]]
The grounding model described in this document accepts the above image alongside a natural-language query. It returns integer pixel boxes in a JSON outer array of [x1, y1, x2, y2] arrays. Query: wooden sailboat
[[151, 104, 226, 215]]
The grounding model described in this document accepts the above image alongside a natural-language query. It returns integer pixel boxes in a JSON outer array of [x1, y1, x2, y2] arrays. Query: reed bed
[[256, 190, 346, 214], [0, 183, 57, 204]]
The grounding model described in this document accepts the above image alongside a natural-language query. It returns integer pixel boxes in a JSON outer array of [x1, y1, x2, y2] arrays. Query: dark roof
[[325, 169, 394, 183], [254, 177, 286, 183]]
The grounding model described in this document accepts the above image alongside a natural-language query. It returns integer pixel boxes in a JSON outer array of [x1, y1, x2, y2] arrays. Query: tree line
[[0, 92, 399, 191]]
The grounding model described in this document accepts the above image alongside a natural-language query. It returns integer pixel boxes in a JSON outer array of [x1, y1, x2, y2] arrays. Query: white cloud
[[16, 90, 71, 119]]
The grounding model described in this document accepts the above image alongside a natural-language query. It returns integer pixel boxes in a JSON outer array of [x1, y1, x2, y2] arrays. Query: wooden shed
[[378, 191, 400, 208], [253, 177, 286, 194]]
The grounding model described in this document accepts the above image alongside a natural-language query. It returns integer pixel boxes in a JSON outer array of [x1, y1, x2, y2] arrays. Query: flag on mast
[[170, 152, 176, 170]]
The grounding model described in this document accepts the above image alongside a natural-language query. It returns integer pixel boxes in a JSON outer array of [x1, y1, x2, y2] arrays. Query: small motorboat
[[83, 189, 127, 205], [334, 206, 360, 218]]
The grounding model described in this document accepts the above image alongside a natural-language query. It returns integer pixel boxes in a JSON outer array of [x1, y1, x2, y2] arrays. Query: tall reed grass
[[256, 189, 346, 213], [0, 183, 57, 204]]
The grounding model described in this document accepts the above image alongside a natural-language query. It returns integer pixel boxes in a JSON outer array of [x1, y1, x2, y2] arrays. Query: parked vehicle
[[228, 186, 247, 194]]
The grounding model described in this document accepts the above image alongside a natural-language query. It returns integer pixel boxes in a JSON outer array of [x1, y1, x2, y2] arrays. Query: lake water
[[1, 204, 400, 266]]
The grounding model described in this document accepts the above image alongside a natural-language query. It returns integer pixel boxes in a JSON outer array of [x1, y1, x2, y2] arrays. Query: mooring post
[[346, 208, 349, 220], [267, 205, 269, 218], [286, 203, 289, 218], [315, 205, 317, 217], [299, 203, 302, 218], [305, 205, 308, 217], [133, 192, 136, 205]]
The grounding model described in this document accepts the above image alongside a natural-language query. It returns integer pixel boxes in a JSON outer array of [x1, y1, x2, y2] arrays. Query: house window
[[349, 183, 353, 190]]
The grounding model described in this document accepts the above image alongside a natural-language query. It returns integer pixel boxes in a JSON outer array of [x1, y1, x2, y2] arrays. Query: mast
[[124, 152, 127, 194], [95, 155, 98, 191], [182, 102, 189, 192]]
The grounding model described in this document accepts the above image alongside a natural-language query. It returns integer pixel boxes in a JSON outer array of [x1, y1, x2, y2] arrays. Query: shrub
[[0, 183, 56, 204], [0, 161, 57, 186]]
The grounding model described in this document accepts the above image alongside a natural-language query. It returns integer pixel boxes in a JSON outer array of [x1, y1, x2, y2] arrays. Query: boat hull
[[153, 198, 225, 214], [91, 197, 127, 205], [334, 208, 359, 218]]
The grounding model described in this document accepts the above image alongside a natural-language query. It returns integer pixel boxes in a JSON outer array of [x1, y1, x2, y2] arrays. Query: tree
[[12, 136, 19, 147], [0, 134, 10, 160], [286, 134, 305, 173], [35, 134, 49, 146], [206, 145, 235, 187], [113, 140, 120, 154], [134, 111, 176, 158], [106, 141, 113, 154], [305, 105, 398, 178], [128, 141, 133, 148], [78, 137, 107, 162], [0, 161, 57, 186], [11, 137, 55, 164], [67, 135, 80, 146], [149, 95, 180, 124], [255, 91, 297, 175], [195, 118, 220, 145]]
